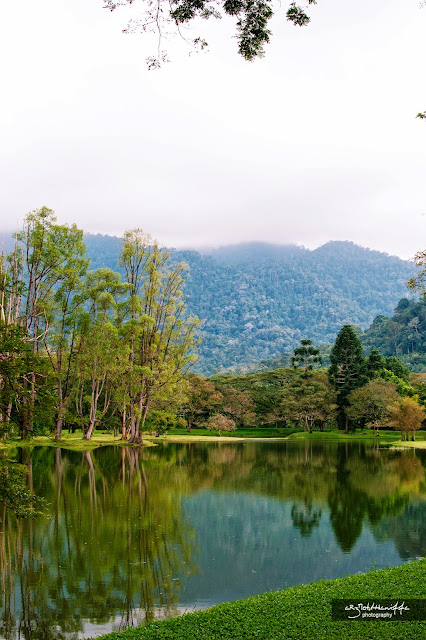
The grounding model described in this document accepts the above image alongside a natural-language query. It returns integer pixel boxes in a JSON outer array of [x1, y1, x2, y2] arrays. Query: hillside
[[362, 297, 426, 372], [82, 235, 416, 375]]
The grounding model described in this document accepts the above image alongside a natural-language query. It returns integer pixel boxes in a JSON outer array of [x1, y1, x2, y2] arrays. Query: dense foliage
[[206, 336, 423, 435], [2, 220, 423, 446], [362, 297, 426, 372], [0, 210, 198, 446], [80, 235, 415, 375]]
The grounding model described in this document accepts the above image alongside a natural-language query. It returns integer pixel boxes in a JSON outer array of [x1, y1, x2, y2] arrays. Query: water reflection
[[0, 446, 196, 639], [291, 500, 322, 537], [0, 441, 425, 638]]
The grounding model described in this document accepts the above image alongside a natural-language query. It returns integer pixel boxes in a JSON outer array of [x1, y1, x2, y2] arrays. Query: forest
[[81, 233, 416, 375], [1, 230, 417, 375]]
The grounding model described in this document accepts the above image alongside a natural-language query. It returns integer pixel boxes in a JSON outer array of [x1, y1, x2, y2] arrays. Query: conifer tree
[[292, 339, 321, 374], [328, 325, 366, 433]]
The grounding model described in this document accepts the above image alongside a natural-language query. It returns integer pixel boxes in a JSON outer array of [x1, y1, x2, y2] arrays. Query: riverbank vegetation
[[92, 559, 426, 640]]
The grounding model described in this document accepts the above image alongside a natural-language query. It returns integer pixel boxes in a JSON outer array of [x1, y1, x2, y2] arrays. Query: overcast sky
[[1, 0, 425, 258]]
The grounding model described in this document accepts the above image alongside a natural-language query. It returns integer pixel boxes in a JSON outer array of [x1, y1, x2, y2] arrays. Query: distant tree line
[[192, 332, 425, 439]]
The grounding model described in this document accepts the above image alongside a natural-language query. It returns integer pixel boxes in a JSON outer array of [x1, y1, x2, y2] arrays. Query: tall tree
[[0, 245, 25, 431], [74, 268, 129, 440], [118, 229, 154, 441], [328, 325, 366, 433], [15, 207, 87, 436], [42, 241, 89, 440], [119, 231, 200, 444], [292, 339, 321, 374]]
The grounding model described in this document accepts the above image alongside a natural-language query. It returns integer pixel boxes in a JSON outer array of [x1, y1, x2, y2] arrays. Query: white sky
[[1, 0, 425, 258]]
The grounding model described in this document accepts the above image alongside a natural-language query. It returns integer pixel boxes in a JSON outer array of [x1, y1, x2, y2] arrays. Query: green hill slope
[[362, 297, 426, 372], [82, 235, 416, 374]]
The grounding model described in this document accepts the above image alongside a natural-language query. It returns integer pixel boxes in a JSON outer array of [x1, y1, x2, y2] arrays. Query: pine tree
[[292, 339, 322, 374], [328, 325, 366, 433]]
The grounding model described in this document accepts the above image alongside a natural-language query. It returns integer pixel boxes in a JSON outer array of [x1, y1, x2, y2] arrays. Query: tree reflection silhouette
[[291, 500, 322, 537], [0, 446, 197, 639]]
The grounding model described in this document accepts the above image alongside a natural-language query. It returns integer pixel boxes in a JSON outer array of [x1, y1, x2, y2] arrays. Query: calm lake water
[[1, 441, 425, 639]]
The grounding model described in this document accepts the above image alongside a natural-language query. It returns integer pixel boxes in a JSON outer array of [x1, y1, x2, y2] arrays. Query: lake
[[1, 440, 425, 639]]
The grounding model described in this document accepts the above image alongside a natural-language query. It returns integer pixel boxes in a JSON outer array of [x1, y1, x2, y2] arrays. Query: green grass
[[92, 559, 426, 639], [287, 430, 405, 443], [163, 427, 426, 443], [2, 428, 425, 452], [165, 427, 299, 438], [1, 431, 156, 452]]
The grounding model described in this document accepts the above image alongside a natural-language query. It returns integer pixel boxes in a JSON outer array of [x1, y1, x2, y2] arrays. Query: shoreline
[[91, 559, 426, 640], [1, 429, 424, 451], [388, 440, 426, 449]]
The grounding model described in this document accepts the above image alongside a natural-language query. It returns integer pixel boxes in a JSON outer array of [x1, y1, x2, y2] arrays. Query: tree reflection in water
[[0, 441, 425, 639], [0, 446, 197, 639]]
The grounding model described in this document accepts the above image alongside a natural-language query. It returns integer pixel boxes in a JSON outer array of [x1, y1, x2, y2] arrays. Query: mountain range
[[82, 235, 418, 374]]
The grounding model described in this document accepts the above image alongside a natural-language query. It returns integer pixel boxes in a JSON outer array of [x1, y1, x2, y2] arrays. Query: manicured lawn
[[91, 559, 426, 639], [394, 440, 426, 449], [162, 427, 426, 444], [161, 427, 299, 440], [1, 432, 156, 452], [287, 430, 405, 443], [2, 428, 425, 451]]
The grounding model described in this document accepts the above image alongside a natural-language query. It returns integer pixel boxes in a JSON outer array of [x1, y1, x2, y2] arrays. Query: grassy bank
[[160, 427, 298, 439], [286, 429, 418, 443], [2, 428, 425, 451], [390, 440, 426, 449], [1, 432, 157, 452], [91, 559, 425, 640], [160, 427, 426, 444]]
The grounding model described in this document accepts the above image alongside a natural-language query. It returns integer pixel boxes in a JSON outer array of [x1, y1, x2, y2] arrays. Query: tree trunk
[[84, 420, 96, 440], [121, 406, 128, 440], [28, 370, 36, 436], [128, 394, 148, 445], [55, 383, 64, 440]]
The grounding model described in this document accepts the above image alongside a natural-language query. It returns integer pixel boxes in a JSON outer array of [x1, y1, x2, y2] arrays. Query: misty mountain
[[82, 235, 417, 375]]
